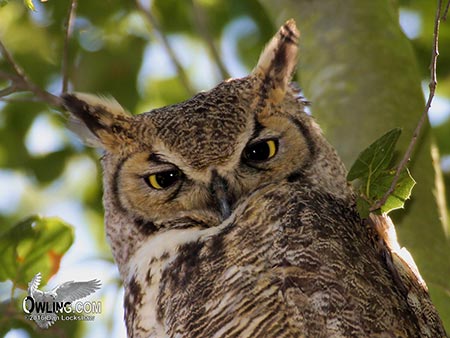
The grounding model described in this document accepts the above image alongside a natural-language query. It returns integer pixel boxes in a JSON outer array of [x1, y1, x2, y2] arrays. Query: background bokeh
[[0, 0, 449, 337]]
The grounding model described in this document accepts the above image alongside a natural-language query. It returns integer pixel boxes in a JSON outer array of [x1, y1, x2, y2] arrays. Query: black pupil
[[156, 170, 180, 188], [244, 141, 272, 162]]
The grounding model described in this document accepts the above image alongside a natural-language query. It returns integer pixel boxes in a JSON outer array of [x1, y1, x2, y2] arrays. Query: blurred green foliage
[[0, 216, 73, 288], [0, 0, 449, 336]]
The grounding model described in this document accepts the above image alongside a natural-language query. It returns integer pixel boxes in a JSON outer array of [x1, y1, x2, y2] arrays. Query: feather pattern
[[61, 19, 447, 338]]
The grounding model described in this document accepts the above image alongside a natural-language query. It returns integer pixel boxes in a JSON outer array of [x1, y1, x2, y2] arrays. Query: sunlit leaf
[[347, 128, 402, 182], [371, 169, 416, 214], [0, 216, 74, 288], [347, 128, 416, 216], [23, 0, 35, 11]]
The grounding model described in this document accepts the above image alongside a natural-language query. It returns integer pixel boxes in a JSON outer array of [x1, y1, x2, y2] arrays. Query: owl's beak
[[210, 170, 232, 220]]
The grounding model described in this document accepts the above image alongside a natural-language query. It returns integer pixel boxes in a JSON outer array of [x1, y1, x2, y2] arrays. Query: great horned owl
[[62, 20, 447, 337]]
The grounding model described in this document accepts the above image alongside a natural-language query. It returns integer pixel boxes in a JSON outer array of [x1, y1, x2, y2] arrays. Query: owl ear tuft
[[62, 93, 132, 150], [252, 19, 299, 103]]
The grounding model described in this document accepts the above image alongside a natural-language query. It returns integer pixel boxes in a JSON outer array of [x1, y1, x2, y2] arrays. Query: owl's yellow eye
[[243, 139, 278, 162], [146, 170, 181, 190]]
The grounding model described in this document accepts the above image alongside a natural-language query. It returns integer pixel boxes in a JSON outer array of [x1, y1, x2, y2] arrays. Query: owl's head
[[63, 20, 350, 273]]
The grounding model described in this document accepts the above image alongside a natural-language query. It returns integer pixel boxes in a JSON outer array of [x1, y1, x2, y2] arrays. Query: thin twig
[[0, 70, 23, 83], [0, 39, 26, 79], [0, 39, 62, 108], [135, 1, 195, 95], [371, 0, 443, 211], [190, 0, 230, 79], [0, 85, 17, 98], [0, 96, 48, 103], [442, 0, 450, 20], [61, 0, 78, 93]]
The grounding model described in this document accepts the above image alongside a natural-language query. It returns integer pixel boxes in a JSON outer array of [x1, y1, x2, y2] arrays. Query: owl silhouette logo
[[23, 272, 102, 329]]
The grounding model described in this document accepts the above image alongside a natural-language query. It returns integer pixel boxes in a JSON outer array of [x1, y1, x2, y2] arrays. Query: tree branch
[[442, 0, 450, 20], [0, 39, 26, 80], [0, 85, 17, 98], [61, 0, 78, 93], [190, 0, 230, 80], [371, 0, 444, 212], [0, 39, 62, 108], [135, 1, 195, 95]]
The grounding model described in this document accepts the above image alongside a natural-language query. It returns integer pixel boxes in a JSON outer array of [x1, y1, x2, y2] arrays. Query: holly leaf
[[0, 216, 74, 289], [347, 128, 402, 182], [347, 128, 416, 217], [371, 169, 416, 214]]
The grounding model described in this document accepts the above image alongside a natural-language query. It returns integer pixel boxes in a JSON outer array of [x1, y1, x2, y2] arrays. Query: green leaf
[[0, 216, 74, 289], [0, 0, 9, 8], [356, 197, 371, 219], [347, 128, 414, 218], [371, 169, 416, 214], [23, 0, 35, 11], [347, 128, 402, 181]]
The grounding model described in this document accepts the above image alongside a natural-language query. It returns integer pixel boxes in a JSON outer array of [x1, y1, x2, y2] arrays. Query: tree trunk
[[260, 0, 450, 330]]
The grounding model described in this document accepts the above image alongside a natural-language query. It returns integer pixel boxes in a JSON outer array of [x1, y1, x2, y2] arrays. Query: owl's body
[[63, 20, 446, 337]]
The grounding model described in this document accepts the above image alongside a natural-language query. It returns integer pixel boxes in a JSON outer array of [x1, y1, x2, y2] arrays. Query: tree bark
[[260, 0, 450, 329]]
